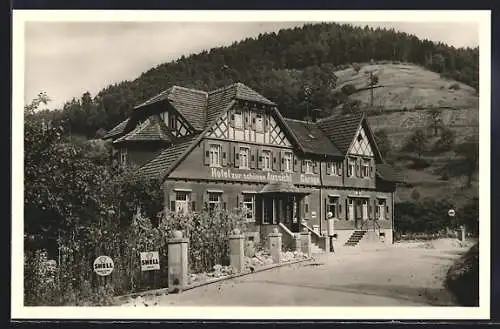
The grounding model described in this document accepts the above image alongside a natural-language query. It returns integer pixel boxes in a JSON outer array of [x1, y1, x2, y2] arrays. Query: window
[[169, 114, 176, 130], [120, 148, 128, 167], [160, 111, 169, 126], [330, 162, 342, 176], [361, 158, 370, 178], [209, 144, 221, 167], [283, 152, 293, 172], [348, 157, 356, 177], [239, 147, 249, 169], [327, 196, 339, 218], [242, 193, 255, 222], [262, 150, 271, 171], [255, 113, 264, 132], [208, 192, 222, 212], [175, 191, 190, 213], [304, 160, 314, 174], [233, 110, 243, 129]]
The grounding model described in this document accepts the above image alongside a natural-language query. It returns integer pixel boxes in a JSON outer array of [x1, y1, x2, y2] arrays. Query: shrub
[[352, 63, 361, 73], [445, 243, 479, 306], [341, 83, 357, 95], [449, 83, 461, 90], [159, 208, 248, 274]]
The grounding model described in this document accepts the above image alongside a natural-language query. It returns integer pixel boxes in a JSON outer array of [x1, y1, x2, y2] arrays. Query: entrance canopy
[[258, 182, 312, 195]]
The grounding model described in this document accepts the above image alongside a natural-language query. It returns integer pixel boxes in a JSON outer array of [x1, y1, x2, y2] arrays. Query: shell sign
[[93, 256, 114, 276], [140, 251, 160, 271]]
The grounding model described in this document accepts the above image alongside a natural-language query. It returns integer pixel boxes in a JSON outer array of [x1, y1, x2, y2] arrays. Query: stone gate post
[[167, 230, 188, 293]]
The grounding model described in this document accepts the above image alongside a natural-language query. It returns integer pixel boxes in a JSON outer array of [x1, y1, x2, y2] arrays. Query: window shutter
[[203, 192, 208, 211], [222, 143, 228, 167], [293, 156, 298, 172], [324, 198, 328, 220], [230, 110, 235, 128], [345, 199, 349, 220], [313, 161, 319, 174], [250, 112, 255, 130], [272, 151, 278, 171], [222, 194, 228, 211], [257, 148, 263, 169], [370, 161, 375, 178], [339, 201, 342, 217], [234, 145, 240, 167], [250, 148, 256, 169], [169, 192, 176, 212], [386, 205, 390, 220], [356, 159, 360, 177], [204, 141, 210, 166], [326, 162, 331, 175], [301, 160, 306, 173], [280, 150, 285, 171]]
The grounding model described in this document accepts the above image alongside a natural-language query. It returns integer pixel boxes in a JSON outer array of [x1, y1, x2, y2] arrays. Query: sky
[[24, 20, 480, 110]]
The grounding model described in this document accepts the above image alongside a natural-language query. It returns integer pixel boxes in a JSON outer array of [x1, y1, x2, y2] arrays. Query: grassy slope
[[334, 63, 479, 205]]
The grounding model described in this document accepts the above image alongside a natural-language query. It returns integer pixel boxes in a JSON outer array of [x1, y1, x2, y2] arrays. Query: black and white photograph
[[12, 10, 490, 320]]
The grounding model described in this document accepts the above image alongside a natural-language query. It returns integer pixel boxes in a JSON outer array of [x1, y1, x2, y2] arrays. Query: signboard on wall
[[140, 251, 160, 271], [210, 168, 292, 183], [210, 167, 322, 186]]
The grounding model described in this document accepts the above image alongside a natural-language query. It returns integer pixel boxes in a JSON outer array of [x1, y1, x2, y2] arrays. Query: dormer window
[[170, 114, 176, 130], [330, 162, 342, 176], [304, 160, 314, 174], [160, 111, 169, 126], [233, 110, 243, 129], [348, 157, 356, 177], [255, 113, 264, 132], [361, 158, 370, 178]]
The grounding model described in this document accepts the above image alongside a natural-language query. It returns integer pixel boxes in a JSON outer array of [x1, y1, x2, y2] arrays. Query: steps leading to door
[[344, 230, 368, 247]]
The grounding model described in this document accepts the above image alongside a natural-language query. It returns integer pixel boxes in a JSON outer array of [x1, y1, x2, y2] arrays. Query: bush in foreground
[[444, 243, 479, 306]]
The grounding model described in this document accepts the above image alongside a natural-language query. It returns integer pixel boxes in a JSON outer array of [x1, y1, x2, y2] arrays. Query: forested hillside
[[34, 22, 479, 139]]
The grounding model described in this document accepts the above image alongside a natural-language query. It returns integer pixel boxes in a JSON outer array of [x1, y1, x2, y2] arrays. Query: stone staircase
[[344, 230, 368, 247]]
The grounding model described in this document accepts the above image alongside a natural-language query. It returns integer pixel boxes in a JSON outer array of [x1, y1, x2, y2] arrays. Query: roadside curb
[[113, 256, 316, 305]]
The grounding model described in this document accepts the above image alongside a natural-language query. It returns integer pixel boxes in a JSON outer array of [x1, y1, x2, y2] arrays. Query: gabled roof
[[134, 134, 200, 180], [283, 118, 342, 157], [131, 82, 274, 132], [316, 112, 364, 154], [134, 86, 207, 131], [102, 118, 130, 139], [113, 114, 174, 143], [376, 163, 406, 183]]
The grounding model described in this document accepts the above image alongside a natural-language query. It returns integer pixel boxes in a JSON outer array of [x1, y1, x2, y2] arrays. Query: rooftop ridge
[[207, 82, 239, 95], [171, 85, 208, 96]]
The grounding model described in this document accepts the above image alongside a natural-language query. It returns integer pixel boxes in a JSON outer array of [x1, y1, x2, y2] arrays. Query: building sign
[[140, 251, 160, 271], [299, 174, 320, 185], [211, 168, 292, 183], [93, 256, 114, 276]]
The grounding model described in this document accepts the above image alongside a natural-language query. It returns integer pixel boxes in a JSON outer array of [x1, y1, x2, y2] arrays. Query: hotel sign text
[[210, 168, 321, 185]]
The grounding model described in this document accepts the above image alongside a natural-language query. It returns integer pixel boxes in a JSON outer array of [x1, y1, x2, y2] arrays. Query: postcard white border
[[12, 9, 491, 320]]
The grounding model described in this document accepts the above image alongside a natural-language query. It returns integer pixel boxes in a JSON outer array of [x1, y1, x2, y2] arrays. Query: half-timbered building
[[103, 82, 404, 249]]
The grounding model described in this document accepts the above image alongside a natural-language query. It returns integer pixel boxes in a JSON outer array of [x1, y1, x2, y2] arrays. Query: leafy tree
[[403, 129, 428, 159], [428, 108, 444, 137], [374, 129, 391, 159], [40, 22, 478, 138], [455, 134, 479, 188], [434, 128, 455, 152]]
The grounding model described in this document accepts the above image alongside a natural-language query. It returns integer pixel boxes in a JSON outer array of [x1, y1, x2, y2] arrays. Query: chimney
[[311, 108, 322, 123]]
